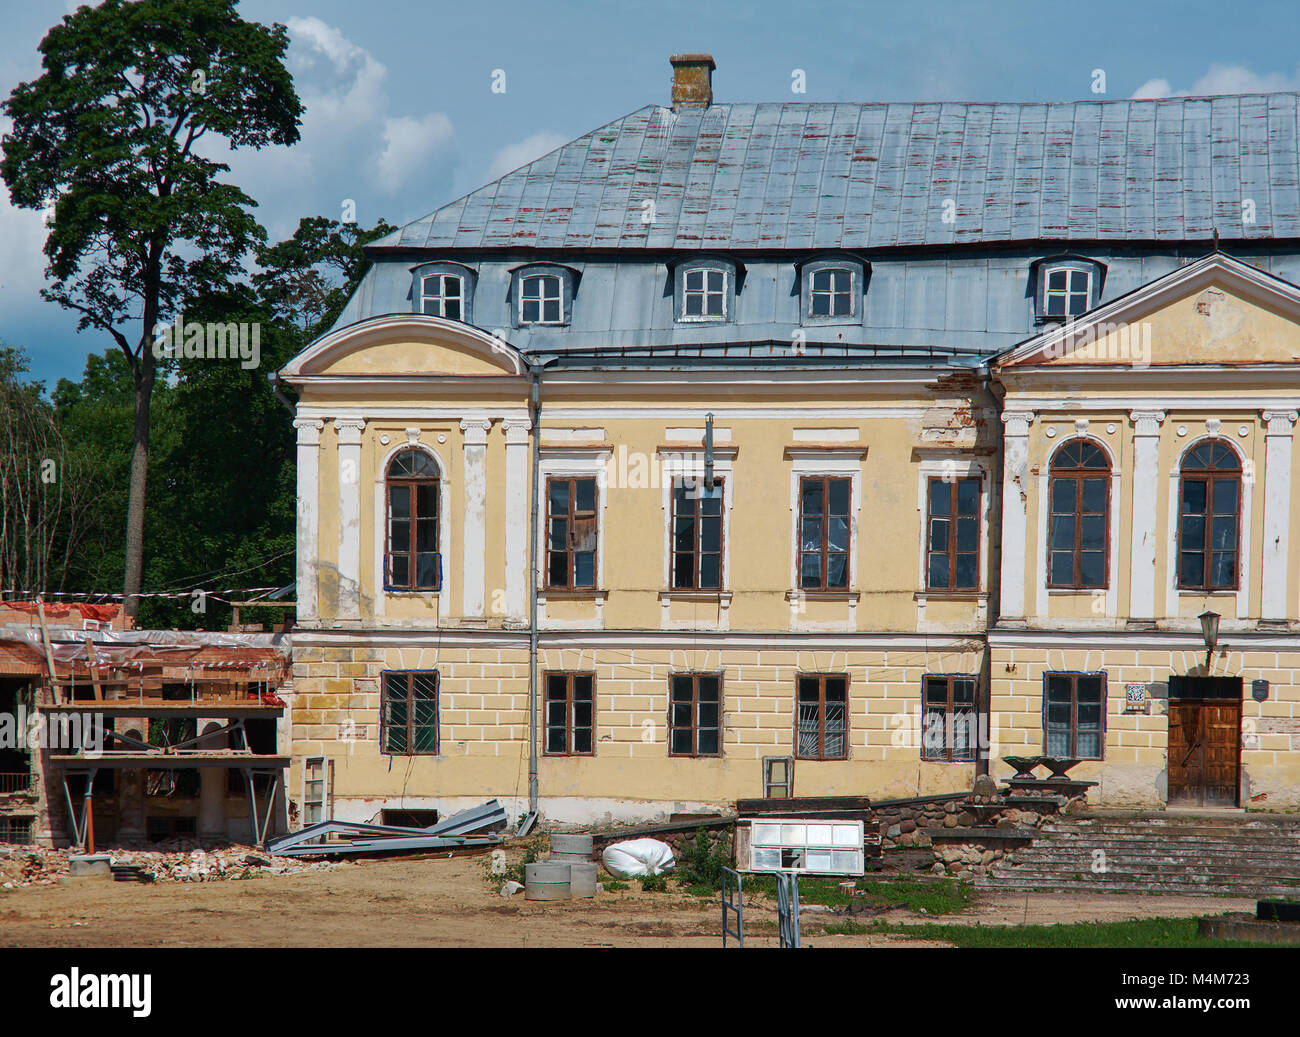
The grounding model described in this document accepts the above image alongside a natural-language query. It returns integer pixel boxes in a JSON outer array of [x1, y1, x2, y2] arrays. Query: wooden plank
[[736, 796, 871, 814]]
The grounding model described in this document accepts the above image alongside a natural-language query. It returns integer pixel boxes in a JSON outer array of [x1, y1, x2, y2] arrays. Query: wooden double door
[[1167, 677, 1241, 807]]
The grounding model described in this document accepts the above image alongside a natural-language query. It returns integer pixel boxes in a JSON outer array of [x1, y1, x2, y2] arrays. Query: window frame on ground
[[385, 448, 441, 591], [668, 672, 723, 757], [381, 670, 440, 756], [544, 672, 595, 756], [795, 673, 849, 761], [921, 674, 978, 762], [671, 476, 725, 590], [302, 755, 328, 825], [545, 476, 599, 589], [1177, 439, 1242, 591], [1047, 438, 1111, 589], [1043, 671, 1105, 760], [798, 475, 852, 590], [926, 476, 980, 591]]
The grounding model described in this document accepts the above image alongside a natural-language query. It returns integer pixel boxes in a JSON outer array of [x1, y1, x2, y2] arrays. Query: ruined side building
[[278, 56, 1300, 828]]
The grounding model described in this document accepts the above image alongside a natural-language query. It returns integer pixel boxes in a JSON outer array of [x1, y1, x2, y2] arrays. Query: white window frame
[[536, 451, 610, 629], [807, 266, 855, 319], [1039, 263, 1094, 321], [680, 266, 729, 322], [914, 454, 991, 632], [519, 273, 565, 326], [421, 273, 465, 320], [302, 756, 328, 826]]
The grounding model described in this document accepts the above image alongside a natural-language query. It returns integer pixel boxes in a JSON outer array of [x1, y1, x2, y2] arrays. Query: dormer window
[[672, 256, 740, 323], [522, 274, 562, 324], [511, 264, 578, 327], [797, 255, 867, 324], [683, 268, 727, 319], [1034, 256, 1104, 323], [411, 262, 476, 323], [809, 268, 852, 317], [422, 274, 463, 320]]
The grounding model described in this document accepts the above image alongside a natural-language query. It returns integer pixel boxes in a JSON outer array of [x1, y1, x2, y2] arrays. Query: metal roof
[[379, 95, 1300, 252]]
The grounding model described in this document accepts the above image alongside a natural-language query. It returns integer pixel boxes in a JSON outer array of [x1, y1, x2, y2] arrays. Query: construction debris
[[265, 799, 507, 859], [0, 842, 347, 888]]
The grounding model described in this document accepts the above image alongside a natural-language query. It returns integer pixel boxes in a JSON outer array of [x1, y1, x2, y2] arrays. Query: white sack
[[600, 838, 676, 877]]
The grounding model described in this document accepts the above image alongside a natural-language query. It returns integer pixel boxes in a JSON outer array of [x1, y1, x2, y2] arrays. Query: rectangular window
[[302, 757, 327, 825], [387, 480, 439, 590], [381, 671, 439, 755], [421, 274, 463, 320], [683, 268, 726, 318], [1044, 672, 1105, 759], [926, 476, 980, 590], [672, 478, 724, 590], [521, 274, 563, 324], [922, 675, 978, 762], [799, 476, 851, 589], [669, 673, 722, 757], [546, 477, 598, 589], [1179, 474, 1240, 590], [809, 268, 852, 317], [796, 674, 848, 760], [544, 672, 594, 755], [1044, 267, 1091, 318]]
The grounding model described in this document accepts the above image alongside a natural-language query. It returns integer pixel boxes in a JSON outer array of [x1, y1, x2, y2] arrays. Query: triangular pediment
[[996, 254, 1300, 371]]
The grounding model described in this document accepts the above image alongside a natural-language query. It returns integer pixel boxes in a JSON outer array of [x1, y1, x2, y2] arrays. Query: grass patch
[[838, 916, 1281, 948], [744, 875, 973, 915], [602, 879, 629, 892]]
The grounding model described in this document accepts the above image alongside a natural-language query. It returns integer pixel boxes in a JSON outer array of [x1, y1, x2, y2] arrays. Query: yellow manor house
[[280, 58, 1300, 824]]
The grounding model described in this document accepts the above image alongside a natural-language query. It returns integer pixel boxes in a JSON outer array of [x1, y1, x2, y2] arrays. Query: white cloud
[[1132, 64, 1300, 99], [486, 132, 569, 182], [376, 113, 455, 195]]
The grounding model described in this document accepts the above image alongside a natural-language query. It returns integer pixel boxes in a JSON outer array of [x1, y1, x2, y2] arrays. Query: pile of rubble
[[0, 843, 349, 889]]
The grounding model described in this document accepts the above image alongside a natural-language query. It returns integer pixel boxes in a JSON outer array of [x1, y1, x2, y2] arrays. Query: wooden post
[[35, 598, 59, 704], [84, 638, 104, 701]]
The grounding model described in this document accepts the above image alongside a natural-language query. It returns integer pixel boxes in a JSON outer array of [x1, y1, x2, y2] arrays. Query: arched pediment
[[280, 313, 528, 381]]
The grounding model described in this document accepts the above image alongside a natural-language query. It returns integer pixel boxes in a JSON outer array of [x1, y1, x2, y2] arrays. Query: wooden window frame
[[543, 671, 595, 757], [925, 476, 980, 591], [1178, 442, 1242, 591], [421, 273, 464, 319], [798, 476, 852, 590], [380, 670, 440, 756], [1047, 441, 1111, 589], [671, 477, 725, 590], [1041, 265, 1092, 319], [921, 674, 979, 762], [795, 673, 849, 761], [1042, 671, 1106, 761], [668, 673, 723, 758], [545, 476, 599, 590], [385, 451, 440, 591]]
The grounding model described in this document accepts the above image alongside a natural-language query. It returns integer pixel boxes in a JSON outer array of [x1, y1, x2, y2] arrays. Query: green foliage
[[639, 873, 669, 893], [675, 826, 734, 890], [748, 875, 973, 914], [840, 916, 1281, 948], [602, 880, 629, 892]]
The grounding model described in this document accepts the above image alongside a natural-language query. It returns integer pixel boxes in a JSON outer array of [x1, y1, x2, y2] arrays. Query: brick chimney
[[670, 53, 715, 110]]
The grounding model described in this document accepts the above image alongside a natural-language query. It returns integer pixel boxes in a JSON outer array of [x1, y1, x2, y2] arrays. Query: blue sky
[[2, 0, 1299, 387]]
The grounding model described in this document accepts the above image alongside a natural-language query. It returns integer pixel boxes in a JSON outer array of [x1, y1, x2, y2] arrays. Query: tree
[[0, 345, 99, 595], [1, 0, 302, 619]]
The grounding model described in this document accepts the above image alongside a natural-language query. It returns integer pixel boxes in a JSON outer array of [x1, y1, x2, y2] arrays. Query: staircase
[[976, 813, 1300, 896]]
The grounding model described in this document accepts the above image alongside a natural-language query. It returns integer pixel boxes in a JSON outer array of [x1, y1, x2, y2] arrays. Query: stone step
[[1039, 825, 1300, 839], [975, 876, 1300, 896], [987, 863, 1300, 881]]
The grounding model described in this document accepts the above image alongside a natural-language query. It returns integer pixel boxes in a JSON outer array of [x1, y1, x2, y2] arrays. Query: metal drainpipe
[[527, 369, 541, 812]]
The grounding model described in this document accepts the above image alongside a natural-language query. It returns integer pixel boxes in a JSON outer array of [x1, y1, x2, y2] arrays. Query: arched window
[[386, 449, 440, 590], [1048, 440, 1110, 589], [1178, 440, 1241, 590]]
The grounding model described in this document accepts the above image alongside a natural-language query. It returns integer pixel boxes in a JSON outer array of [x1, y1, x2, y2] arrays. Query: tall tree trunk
[[122, 346, 153, 622]]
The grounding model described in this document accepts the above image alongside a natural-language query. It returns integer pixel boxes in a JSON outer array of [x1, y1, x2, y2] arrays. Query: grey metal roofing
[[378, 95, 1300, 252]]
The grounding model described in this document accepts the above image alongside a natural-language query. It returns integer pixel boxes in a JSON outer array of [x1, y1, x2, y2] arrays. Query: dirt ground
[[0, 850, 1255, 948]]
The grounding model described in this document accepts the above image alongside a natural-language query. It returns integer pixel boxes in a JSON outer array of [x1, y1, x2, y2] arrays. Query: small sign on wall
[[1125, 683, 1151, 714], [1252, 679, 1270, 702]]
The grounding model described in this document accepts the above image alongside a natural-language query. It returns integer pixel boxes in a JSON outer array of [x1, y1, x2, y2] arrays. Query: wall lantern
[[1198, 609, 1221, 670]]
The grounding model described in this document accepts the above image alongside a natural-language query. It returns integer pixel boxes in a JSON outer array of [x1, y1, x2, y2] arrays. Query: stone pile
[[0, 843, 347, 889]]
